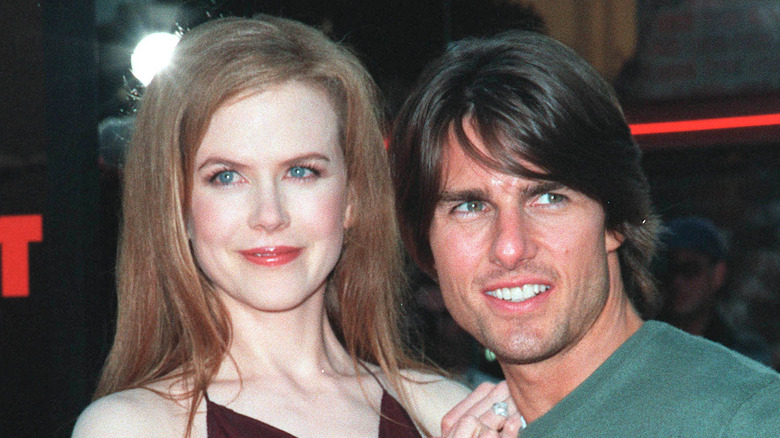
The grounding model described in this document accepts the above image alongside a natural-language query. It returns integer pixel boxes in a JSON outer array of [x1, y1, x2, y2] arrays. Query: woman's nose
[[248, 181, 290, 232]]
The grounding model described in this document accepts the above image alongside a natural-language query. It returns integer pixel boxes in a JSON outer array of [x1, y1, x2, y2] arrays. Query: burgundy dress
[[206, 391, 422, 438]]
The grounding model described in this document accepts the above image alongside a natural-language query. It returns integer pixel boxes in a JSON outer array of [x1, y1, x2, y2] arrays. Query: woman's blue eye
[[288, 166, 316, 178], [454, 200, 486, 213], [214, 170, 239, 185]]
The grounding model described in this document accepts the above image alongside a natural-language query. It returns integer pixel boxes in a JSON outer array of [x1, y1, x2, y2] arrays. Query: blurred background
[[2, 1, 779, 436]]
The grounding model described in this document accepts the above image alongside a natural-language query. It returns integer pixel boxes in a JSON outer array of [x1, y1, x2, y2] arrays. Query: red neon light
[[0, 215, 43, 298], [629, 113, 780, 135]]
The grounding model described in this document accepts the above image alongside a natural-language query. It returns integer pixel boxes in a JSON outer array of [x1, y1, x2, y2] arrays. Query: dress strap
[[378, 391, 423, 438]]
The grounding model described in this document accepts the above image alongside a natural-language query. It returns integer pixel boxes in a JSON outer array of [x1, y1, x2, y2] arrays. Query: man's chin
[[483, 336, 564, 366]]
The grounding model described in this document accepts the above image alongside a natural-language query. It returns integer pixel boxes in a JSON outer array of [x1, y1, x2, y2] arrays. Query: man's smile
[[485, 284, 550, 303]]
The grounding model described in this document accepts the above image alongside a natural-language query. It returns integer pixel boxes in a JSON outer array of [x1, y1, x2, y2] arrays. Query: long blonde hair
[[97, 14, 426, 435]]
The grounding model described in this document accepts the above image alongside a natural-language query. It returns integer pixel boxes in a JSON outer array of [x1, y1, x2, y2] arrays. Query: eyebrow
[[196, 152, 332, 172], [524, 181, 566, 197], [196, 157, 243, 172], [280, 152, 331, 168], [438, 189, 489, 203], [438, 181, 567, 203]]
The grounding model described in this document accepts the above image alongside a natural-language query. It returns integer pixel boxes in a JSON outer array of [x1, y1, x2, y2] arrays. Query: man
[[390, 32, 780, 436], [661, 216, 729, 336], [660, 216, 773, 365]]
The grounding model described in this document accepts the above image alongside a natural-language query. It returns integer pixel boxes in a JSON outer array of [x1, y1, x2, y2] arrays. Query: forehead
[[438, 122, 545, 190], [196, 81, 342, 162]]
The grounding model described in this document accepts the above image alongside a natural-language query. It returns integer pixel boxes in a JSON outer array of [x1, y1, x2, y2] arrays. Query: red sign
[[0, 215, 43, 298]]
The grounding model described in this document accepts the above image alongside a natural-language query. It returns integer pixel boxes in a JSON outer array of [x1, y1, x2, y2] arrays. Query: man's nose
[[489, 209, 537, 270]]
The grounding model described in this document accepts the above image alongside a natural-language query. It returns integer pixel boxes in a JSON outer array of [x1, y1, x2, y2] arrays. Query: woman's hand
[[437, 381, 524, 438]]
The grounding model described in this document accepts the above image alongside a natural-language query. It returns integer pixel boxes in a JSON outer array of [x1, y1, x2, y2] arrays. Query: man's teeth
[[486, 285, 550, 302]]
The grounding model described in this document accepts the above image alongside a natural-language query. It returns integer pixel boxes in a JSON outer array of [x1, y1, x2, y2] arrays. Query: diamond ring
[[491, 401, 509, 417]]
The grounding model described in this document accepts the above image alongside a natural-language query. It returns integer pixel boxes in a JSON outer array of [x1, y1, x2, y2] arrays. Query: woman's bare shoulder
[[72, 386, 193, 438], [399, 369, 472, 436], [401, 368, 471, 399]]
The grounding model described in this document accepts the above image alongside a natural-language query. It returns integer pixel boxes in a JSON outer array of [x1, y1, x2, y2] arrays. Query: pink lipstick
[[240, 246, 302, 267]]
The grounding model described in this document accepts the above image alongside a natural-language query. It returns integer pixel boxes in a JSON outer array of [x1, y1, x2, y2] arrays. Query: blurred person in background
[[660, 216, 773, 365]]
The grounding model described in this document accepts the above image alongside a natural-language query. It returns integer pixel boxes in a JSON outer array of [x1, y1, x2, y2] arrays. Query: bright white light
[[131, 32, 181, 86]]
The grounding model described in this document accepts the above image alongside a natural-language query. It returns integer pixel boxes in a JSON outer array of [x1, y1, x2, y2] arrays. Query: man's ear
[[605, 228, 625, 252]]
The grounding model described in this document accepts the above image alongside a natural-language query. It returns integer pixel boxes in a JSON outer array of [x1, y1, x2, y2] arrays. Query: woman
[[72, 15, 514, 438]]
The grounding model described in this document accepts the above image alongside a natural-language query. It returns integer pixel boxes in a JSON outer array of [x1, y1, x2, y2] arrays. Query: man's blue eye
[[214, 170, 238, 185], [538, 193, 565, 204], [454, 200, 485, 213], [288, 166, 316, 178]]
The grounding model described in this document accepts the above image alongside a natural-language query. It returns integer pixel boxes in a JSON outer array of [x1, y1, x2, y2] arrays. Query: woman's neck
[[216, 293, 355, 383]]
